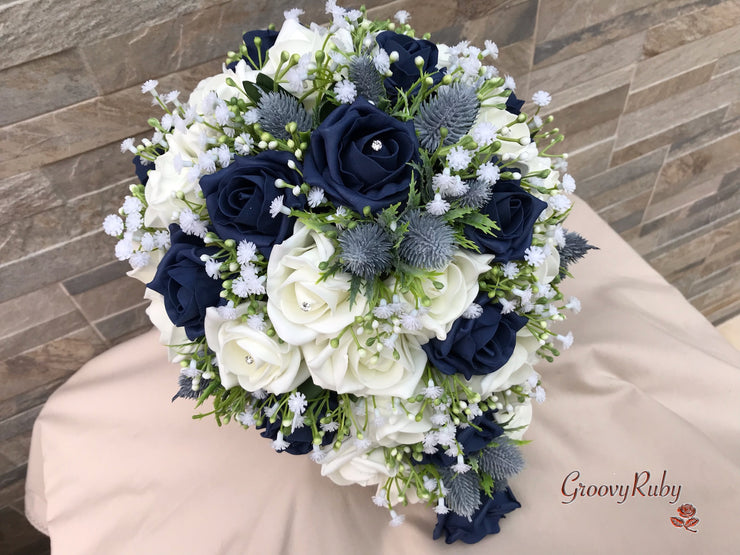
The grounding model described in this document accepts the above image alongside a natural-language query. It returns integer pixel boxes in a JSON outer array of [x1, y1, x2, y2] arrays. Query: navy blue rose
[[303, 97, 419, 213], [422, 293, 528, 379], [504, 90, 525, 115], [375, 31, 444, 100], [433, 487, 521, 544], [147, 224, 223, 340], [226, 29, 278, 70], [414, 409, 504, 467], [199, 151, 305, 257], [464, 174, 548, 262]]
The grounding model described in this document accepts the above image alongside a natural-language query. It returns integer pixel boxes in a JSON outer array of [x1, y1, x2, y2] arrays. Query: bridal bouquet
[[105, 2, 591, 544]]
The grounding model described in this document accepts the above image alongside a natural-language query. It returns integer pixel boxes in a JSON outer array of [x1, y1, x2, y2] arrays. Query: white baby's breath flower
[[236, 240, 258, 264], [503, 75, 516, 90], [532, 90, 552, 107], [269, 195, 286, 218], [247, 313, 266, 331], [394, 10, 410, 23], [120, 138, 137, 154], [114, 237, 134, 261], [197, 151, 217, 174], [235, 133, 254, 155], [566, 296, 582, 313], [204, 257, 221, 279], [433, 168, 468, 196], [533, 385, 546, 403], [125, 212, 143, 232], [141, 79, 158, 94], [557, 331, 574, 350], [477, 161, 500, 185], [374, 49, 391, 74], [462, 303, 483, 319], [426, 193, 450, 215], [103, 214, 124, 236], [129, 251, 150, 270], [502, 261, 519, 279], [500, 298, 517, 314], [288, 391, 308, 415], [334, 80, 357, 103], [524, 245, 547, 267], [483, 40, 498, 59], [446, 146, 472, 171], [215, 144, 231, 168], [216, 301, 238, 320], [307, 187, 326, 208], [283, 8, 304, 21], [549, 193, 572, 213], [471, 121, 497, 146], [561, 173, 576, 193]]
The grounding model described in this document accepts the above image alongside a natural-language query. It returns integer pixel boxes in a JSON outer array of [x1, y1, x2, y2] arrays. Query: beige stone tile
[[687, 260, 740, 318], [0, 171, 62, 227], [565, 138, 614, 180], [633, 25, 740, 90], [542, 66, 634, 114], [624, 62, 716, 113], [0, 231, 115, 304], [0, 377, 67, 421], [704, 298, 740, 325], [0, 311, 88, 361], [0, 407, 42, 444], [496, 40, 535, 95], [0, 430, 32, 467], [0, 326, 106, 403], [579, 147, 666, 212], [611, 106, 727, 167], [461, 0, 537, 47], [528, 32, 644, 95], [615, 68, 740, 151], [0, 60, 219, 180], [642, 173, 722, 223], [642, 0, 740, 57], [0, 49, 99, 126], [714, 48, 740, 77], [74, 276, 146, 322], [0, 180, 125, 264], [0, 471, 25, 510], [654, 128, 740, 200], [366, 0, 459, 34]]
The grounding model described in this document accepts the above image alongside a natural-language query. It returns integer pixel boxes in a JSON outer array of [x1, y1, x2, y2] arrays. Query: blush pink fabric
[[25, 199, 740, 553]]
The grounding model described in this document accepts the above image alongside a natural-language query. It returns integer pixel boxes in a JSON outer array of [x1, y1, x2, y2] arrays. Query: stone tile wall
[[1, 0, 738, 528]]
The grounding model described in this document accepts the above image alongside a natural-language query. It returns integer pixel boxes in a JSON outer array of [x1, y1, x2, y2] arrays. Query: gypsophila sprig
[[105, 2, 593, 545]]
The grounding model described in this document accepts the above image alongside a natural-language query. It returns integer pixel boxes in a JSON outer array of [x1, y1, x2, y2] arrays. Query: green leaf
[[243, 81, 262, 104], [348, 274, 363, 308], [256, 72, 278, 92], [464, 211, 500, 232], [480, 472, 495, 498]]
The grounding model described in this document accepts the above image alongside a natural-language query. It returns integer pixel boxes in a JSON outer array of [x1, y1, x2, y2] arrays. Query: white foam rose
[[204, 304, 308, 394], [267, 222, 367, 346], [302, 329, 426, 398], [533, 242, 560, 285], [496, 397, 533, 441], [475, 105, 530, 158], [365, 397, 434, 447], [144, 288, 193, 362], [400, 249, 493, 341], [262, 19, 325, 94], [321, 444, 394, 487], [127, 248, 163, 284], [465, 329, 541, 397], [144, 123, 210, 228]]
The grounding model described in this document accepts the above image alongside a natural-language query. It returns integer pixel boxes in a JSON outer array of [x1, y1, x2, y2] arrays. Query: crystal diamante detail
[[245, 355, 254, 364], [371, 139, 383, 151], [300, 301, 312, 311]]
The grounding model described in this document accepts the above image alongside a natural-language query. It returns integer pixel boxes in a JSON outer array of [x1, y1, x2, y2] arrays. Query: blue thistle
[[415, 84, 479, 151], [257, 91, 312, 140], [171, 373, 211, 402], [456, 179, 492, 209], [338, 223, 393, 280], [399, 211, 455, 270], [559, 230, 597, 278], [479, 441, 525, 482], [349, 56, 386, 104], [440, 467, 482, 519]]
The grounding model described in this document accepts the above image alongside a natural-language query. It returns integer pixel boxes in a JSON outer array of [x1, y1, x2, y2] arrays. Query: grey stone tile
[[74, 276, 146, 322], [366, 0, 460, 34], [0, 60, 218, 180], [0, 180, 125, 264], [94, 302, 152, 344], [39, 134, 147, 201], [461, 0, 537, 48], [0, 430, 32, 468], [0, 311, 88, 361], [0, 326, 106, 404], [624, 62, 716, 114], [0, 285, 76, 340], [534, 0, 720, 68], [0, 377, 67, 421], [565, 138, 614, 181], [456, 0, 528, 20], [528, 32, 644, 95], [579, 147, 666, 212], [496, 40, 535, 95], [714, 48, 740, 77], [0, 171, 62, 227], [687, 260, 740, 318], [0, 0, 204, 71], [614, 68, 740, 152], [0, 472, 25, 512], [0, 502, 50, 554], [611, 106, 727, 167], [0, 231, 115, 304], [642, 0, 740, 57], [0, 49, 99, 126], [0, 406, 42, 444], [62, 260, 131, 296], [633, 25, 740, 90], [597, 190, 651, 234]]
